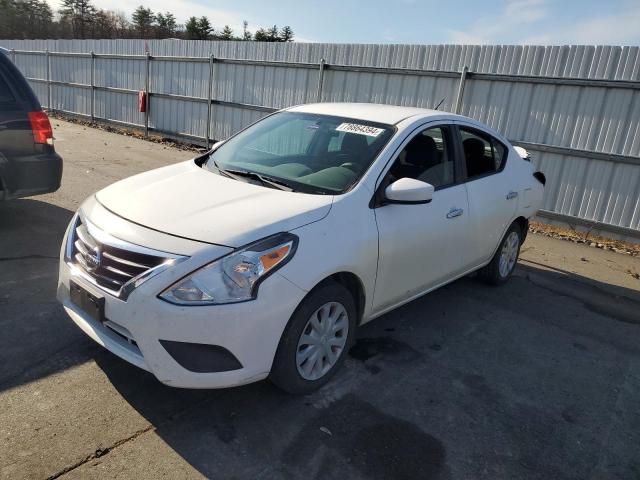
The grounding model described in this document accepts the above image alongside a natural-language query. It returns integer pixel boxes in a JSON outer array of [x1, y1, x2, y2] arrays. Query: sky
[[46, 0, 640, 45]]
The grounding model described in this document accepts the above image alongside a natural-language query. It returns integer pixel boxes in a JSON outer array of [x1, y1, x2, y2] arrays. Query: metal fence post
[[454, 66, 469, 114], [206, 54, 215, 148], [144, 52, 150, 137], [316, 58, 326, 102], [10, 49, 15, 64], [90, 51, 95, 123], [45, 49, 51, 110]]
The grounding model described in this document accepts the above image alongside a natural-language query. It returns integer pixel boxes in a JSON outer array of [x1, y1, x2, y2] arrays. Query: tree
[[196, 16, 213, 39], [220, 25, 233, 40], [0, 0, 53, 39], [111, 10, 131, 38], [131, 5, 154, 38], [253, 24, 293, 42], [59, 0, 96, 39], [0, 0, 18, 38], [184, 16, 198, 39], [242, 20, 252, 40], [184, 15, 211, 39], [254, 27, 268, 41], [28, 0, 54, 37], [279, 25, 294, 42], [267, 24, 279, 41], [93, 9, 114, 38], [0, 4, 297, 41], [155, 12, 176, 38]]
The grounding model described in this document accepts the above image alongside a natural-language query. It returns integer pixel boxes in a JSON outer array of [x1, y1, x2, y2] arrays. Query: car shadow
[[94, 344, 451, 480], [94, 257, 640, 479], [0, 198, 101, 392]]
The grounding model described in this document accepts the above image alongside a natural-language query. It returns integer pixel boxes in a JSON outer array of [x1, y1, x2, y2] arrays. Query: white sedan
[[57, 103, 545, 393]]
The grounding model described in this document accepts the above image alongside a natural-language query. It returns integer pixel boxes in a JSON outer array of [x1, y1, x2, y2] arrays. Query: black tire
[[269, 281, 357, 395], [480, 223, 523, 286]]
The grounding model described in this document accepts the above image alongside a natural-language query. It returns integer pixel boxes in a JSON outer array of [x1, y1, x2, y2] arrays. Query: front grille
[[70, 216, 169, 295]]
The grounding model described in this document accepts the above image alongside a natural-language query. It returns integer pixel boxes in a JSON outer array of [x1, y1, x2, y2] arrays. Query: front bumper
[[57, 216, 308, 389]]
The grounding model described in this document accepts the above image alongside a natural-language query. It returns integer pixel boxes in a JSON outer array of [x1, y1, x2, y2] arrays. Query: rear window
[[0, 52, 40, 108], [0, 73, 16, 103], [460, 127, 508, 179]]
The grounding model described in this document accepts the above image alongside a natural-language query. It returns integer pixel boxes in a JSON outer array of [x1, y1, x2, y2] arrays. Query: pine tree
[[267, 24, 279, 41], [196, 16, 212, 39], [279, 25, 294, 42], [220, 25, 233, 40], [59, 0, 96, 39], [184, 16, 199, 39], [155, 12, 176, 38], [131, 5, 154, 38], [254, 28, 268, 41]]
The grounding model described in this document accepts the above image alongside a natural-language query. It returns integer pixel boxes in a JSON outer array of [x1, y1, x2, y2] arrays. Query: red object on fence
[[138, 91, 147, 112]]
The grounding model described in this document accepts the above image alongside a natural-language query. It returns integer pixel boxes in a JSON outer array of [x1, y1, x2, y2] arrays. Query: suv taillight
[[28, 111, 53, 145]]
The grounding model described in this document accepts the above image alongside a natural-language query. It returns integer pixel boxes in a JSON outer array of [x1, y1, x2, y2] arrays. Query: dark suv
[[0, 49, 62, 200]]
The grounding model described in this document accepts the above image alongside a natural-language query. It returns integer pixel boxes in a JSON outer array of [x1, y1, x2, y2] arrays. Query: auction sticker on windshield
[[336, 123, 385, 137]]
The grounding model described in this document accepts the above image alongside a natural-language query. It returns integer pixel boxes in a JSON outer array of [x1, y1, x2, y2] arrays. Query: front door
[[372, 124, 473, 315]]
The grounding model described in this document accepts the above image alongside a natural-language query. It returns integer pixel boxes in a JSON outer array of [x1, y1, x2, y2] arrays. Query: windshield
[[204, 112, 394, 194]]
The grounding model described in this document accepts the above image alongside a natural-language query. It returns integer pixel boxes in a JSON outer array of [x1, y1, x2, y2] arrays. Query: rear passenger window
[[387, 126, 455, 189], [0, 74, 16, 103], [460, 128, 507, 179]]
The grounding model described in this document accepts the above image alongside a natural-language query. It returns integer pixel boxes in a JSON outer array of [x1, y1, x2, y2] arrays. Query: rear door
[[453, 122, 517, 264]]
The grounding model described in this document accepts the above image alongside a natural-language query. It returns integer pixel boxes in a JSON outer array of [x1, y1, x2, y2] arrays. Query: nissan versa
[[57, 103, 545, 394]]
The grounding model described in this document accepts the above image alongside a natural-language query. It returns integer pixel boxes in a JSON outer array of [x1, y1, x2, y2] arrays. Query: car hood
[[95, 160, 334, 247]]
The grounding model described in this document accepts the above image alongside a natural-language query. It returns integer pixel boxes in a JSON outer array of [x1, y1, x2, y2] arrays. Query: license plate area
[[70, 280, 105, 323]]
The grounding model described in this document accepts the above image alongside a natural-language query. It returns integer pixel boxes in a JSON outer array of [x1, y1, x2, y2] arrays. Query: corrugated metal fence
[[2, 39, 639, 240]]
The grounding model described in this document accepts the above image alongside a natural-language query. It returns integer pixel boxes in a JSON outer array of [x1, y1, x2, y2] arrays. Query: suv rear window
[[0, 73, 16, 103]]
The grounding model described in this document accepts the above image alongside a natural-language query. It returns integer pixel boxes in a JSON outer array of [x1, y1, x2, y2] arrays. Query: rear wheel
[[480, 223, 522, 285], [270, 281, 356, 394]]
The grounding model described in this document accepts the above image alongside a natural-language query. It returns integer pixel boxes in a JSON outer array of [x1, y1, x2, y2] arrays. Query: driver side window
[[387, 126, 454, 189]]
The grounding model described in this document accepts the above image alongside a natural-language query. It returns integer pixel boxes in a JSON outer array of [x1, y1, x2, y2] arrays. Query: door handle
[[506, 191, 518, 200], [446, 208, 464, 219]]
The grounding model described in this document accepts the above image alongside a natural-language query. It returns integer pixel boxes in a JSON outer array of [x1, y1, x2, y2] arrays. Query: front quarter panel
[[278, 184, 379, 321]]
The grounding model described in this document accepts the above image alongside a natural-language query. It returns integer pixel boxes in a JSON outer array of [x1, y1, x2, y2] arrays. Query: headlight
[[159, 232, 298, 305]]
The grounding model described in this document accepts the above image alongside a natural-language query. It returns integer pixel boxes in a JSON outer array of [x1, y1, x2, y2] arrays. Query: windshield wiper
[[211, 159, 234, 178], [218, 166, 294, 192], [209, 160, 331, 194]]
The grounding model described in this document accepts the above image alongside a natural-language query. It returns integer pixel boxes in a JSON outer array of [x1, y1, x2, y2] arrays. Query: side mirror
[[384, 178, 434, 205], [211, 140, 225, 151]]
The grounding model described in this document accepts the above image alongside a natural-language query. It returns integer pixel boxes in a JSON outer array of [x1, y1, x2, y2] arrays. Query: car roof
[[287, 102, 458, 125]]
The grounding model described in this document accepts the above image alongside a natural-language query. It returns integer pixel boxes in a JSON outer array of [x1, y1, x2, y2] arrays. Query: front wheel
[[269, 281, 356, 394], [480, 223, 522, 285]]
